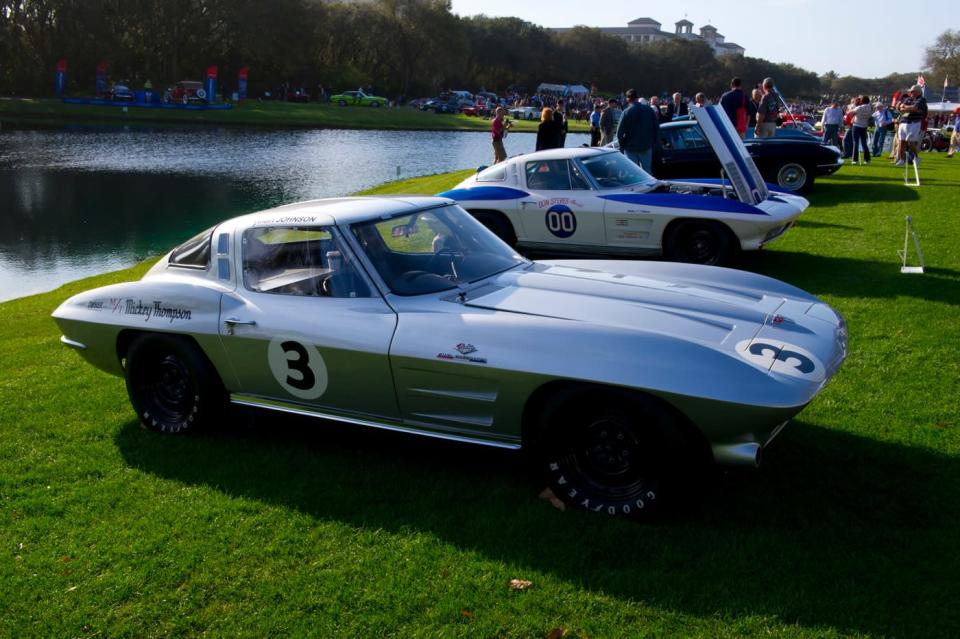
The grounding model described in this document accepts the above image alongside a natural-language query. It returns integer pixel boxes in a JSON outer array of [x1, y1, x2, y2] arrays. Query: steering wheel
[[430, 247, 467, 277]]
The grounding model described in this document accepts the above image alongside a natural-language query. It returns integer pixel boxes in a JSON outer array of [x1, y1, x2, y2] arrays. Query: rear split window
[[169, 228, 213, 269]]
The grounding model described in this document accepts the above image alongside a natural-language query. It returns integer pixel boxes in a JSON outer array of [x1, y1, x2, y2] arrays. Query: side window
[[683, 127, 710, 149], [476, 164, 507, 182], [525, 160, 590, 190], [242, 226, 370, 298], [169, 228, 213, 269], [662, 129, 683, 150]]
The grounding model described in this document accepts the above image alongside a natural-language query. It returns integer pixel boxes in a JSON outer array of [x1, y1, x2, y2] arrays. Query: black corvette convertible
[[654, 120, 843, 193]]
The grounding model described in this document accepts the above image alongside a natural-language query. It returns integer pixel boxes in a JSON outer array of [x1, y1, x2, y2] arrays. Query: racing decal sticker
[[437, 342, 487, 364], [268, 337, 329, 400], [544, 204, 577, 238], [536, 197, 583, 208], [736, 339, 824, 381], [254, 215, 319, 226], [109, 298, 193, 323]]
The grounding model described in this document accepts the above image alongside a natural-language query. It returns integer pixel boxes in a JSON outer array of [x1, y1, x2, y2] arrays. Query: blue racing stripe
[[437, 186, 530, 201], [704, 107, 760, 194], [598, 192, 768, 215]]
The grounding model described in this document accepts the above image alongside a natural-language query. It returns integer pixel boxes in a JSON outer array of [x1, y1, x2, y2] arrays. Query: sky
[[449, 0, 942, 79]]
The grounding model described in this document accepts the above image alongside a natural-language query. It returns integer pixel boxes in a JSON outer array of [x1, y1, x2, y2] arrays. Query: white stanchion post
[[898, 216, 925, 274]]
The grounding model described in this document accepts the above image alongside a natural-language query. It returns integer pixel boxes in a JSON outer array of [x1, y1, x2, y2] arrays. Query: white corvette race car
[[440, 106, 808, 265]]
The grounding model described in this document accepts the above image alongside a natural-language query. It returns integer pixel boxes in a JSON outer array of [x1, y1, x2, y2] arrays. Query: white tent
[[927, 101, 960, 113], [536, 83, 590, 96]]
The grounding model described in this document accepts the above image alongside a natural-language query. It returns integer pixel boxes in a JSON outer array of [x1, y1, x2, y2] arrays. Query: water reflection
[[0, 126, 588, 301]]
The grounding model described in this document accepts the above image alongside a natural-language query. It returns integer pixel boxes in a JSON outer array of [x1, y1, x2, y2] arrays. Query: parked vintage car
[[330, 90, 387, 107], [165, 80, 207, 104], [509, 106, 541, 121], [52, 195, 846, 518], [286, 89, 311, 103], [656, 119, 843, 192], [420, 98, 460, 114], [442, 107, 809, 266], [108, 84, 135, 102]]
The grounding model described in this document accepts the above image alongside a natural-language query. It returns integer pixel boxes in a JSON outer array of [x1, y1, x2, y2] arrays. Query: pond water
[[0, 125, 588, 301]]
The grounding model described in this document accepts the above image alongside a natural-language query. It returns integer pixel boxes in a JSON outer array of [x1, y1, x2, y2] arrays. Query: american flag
[[917, 73, 926, 87]]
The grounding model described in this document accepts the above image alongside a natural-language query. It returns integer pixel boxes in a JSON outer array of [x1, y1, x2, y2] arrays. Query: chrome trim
[[408, 387, 498, 403], [230, 394, 521, 450], [60, 335, 87, 350], [409, 412, 494, 428], [712, 442, 761, 467]]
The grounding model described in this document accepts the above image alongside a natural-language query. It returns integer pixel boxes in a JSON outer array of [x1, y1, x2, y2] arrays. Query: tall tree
[[924, 29, 960, 87]]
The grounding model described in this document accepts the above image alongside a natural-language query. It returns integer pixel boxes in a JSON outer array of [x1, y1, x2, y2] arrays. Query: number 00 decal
[[545, 204, 577, 238], [268, 337, 329, 399]]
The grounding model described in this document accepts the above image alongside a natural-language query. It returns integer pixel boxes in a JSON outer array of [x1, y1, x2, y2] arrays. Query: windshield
[[579, 152, 658, 190], [351, 205, 527, 296]]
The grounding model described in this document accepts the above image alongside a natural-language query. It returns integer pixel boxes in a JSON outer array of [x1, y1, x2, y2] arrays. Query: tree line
[[0, 0, 953, 101]]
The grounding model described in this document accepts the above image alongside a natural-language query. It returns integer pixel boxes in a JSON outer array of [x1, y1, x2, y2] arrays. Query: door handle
[[224, 317, 256, 335], [521, 200, 536, 209]]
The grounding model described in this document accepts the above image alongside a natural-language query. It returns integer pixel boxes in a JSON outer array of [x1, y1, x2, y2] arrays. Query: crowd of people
[[489, 76, 788, 170], [489, 78, 960, 172]]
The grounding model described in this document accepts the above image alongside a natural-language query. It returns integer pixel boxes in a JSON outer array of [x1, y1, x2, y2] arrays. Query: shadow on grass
[[806, 177, 921, 207], [739, 251, 960, 305], [117, 413, 960, 638], [792, 219, 863, 231]]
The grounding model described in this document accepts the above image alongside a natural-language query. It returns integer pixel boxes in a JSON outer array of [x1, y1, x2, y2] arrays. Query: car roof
[[233, 196, 451, 228], [660, 119, 696, 130], [510, 147, 617, 162]]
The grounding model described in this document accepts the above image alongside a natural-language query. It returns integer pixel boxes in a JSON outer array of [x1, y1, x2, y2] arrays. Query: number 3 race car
[[440, 105, 808, 266], [53, 196, 846, 518]]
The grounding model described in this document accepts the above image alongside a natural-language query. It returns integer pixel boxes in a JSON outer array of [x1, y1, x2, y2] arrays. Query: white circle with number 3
[[267, 337, 328, 400]]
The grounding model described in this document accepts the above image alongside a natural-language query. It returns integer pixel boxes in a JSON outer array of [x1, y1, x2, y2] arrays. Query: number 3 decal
[[268, 337, 329, 399]]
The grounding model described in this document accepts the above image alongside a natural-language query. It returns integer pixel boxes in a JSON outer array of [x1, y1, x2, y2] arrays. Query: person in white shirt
[[821, 101, 843, 147], [848, 95, 873, 163]]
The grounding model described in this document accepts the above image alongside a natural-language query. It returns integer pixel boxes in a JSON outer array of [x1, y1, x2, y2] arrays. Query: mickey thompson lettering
[[123, 299, 192, 323]]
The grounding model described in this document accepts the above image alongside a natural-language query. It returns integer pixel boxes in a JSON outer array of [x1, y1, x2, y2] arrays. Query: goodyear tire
[[663, 219, 735, 266], [124, 334, 225, 434], [537, 388, 700, 519]]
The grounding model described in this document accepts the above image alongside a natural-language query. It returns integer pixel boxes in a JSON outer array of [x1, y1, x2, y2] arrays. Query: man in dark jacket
[[719, 77, 748, 137], [616, 89, 659, 172], [665, 92, 688, 120]]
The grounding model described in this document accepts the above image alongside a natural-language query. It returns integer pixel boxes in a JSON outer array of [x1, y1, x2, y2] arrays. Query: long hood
[[464, 260, 845, 382]]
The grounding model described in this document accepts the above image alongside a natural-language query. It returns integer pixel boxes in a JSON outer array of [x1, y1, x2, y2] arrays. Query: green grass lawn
[[0, 97, 587, 134], [2, 156, 959, 638]]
